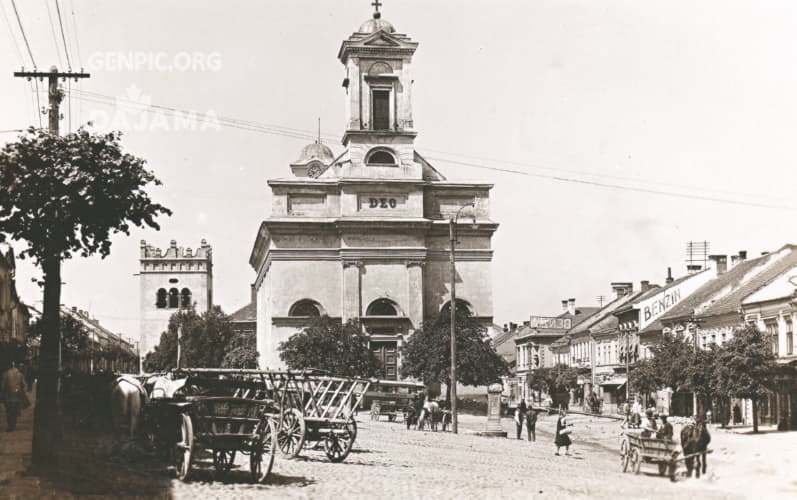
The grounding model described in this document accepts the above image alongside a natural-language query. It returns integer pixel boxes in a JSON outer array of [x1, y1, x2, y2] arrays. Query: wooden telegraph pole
[[13, 66, 89, 463]]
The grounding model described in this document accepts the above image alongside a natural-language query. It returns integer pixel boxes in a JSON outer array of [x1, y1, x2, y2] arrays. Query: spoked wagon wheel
[[251, 418, 277, 483], [620, 440, 629, 472], [630, 448, 641, 475], [323, 419, 356, 463], [278, 408, 306, 458], [213, 450, 236, 473], [173, 413, 194, 481]]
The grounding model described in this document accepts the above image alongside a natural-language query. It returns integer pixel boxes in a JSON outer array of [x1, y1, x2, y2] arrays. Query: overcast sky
[[3, 0, 797, 341]]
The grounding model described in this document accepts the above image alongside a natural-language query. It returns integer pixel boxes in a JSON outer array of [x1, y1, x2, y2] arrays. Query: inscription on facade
[[529, 316, 572, 329], [358, 194, 407, 211]]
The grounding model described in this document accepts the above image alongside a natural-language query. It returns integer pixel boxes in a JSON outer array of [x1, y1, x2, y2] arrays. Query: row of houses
[[0, 243, 30, 352], [498, 244, 797, 429]]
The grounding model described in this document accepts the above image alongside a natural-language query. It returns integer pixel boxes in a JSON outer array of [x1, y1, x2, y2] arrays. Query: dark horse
[[680, 416, 711, 478]]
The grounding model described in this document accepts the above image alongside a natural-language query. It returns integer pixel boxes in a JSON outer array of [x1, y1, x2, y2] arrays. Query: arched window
[[366, 298, 399, 316], [181, 288, 192, 309], [156, 288, 167, 309], [441, 299, 474, 316], [168, 288, 179, 309], [366, 149, 397, 166], [289, 299, 322, 317]]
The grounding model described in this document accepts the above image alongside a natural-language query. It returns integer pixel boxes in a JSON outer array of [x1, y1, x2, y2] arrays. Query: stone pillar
[[475, 382, 507, 437], [341, 261, 362, 322], [406, 260, 424, 333]]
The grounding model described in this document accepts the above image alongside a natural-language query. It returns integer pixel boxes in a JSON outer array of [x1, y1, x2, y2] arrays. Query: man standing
[[515, 399, 528, 439], [526, 407, 538, 442], [1, 361, 28, 432]]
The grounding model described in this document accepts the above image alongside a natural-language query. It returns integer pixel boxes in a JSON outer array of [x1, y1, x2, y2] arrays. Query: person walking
[[515, 399, 528, 439], [1, 361, 28, 432], [554, 409, 572, 455], [526, 407, 538, 442]]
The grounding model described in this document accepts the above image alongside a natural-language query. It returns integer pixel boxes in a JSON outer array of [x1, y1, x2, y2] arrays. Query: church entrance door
[[371, 340, 398, 380]]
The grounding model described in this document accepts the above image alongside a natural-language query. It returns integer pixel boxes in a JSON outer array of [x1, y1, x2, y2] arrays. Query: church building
[[249, 7, 498, 377]]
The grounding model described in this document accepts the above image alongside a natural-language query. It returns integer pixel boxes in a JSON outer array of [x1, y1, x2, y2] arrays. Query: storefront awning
[[599, 377, 627, 387]]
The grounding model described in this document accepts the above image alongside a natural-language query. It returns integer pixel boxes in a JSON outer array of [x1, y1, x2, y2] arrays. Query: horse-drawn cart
[[619, 430, 712, 482]]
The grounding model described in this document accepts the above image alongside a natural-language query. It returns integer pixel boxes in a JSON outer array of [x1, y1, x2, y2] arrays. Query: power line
[[10, 0, 36, 67], [0, 0, 25, 66], [67, 0, 82, 67], [54, 0, 72, 69], [45, 0, 64, 69], [59, 88, 796, 212]]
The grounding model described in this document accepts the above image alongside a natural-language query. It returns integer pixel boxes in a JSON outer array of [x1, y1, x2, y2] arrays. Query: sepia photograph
[[0, 1, 795, 498]]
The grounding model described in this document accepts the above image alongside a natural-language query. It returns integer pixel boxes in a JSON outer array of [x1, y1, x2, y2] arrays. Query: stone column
[[406, 260, 424, 333], [475, 382, 507, 437]]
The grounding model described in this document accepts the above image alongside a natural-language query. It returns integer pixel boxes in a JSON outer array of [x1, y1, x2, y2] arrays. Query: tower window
[[156, 288, 167, 309], [366, 149, 397, 165], [181, 288, 192, 309], [366, 298, 399, 316], [168, 288, 179, 309], [372, 90, 390, 130]]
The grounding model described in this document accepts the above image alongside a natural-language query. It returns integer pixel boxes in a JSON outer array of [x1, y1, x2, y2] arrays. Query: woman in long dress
[[555, 410, 572, 455]]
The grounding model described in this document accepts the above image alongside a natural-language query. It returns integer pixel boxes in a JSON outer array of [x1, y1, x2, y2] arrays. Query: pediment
[[362, 32, 401, 47]]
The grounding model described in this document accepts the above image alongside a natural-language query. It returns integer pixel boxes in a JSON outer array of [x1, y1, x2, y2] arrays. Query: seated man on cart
[[658, 414, 673, 441], [640, 409, 659, 438]]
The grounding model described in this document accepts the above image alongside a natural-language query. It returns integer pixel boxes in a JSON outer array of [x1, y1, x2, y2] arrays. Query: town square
[[1, 1, 797, 498]]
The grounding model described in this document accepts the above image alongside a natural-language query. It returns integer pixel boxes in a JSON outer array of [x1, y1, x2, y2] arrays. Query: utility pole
[[449, 216, 458, 434], [13, 66, 89, 464]]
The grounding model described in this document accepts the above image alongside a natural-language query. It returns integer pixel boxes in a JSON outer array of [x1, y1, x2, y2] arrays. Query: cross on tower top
[[371, 0, 382, 17]]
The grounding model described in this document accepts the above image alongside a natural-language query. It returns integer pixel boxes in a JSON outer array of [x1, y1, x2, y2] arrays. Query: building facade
[[139, 239, 213, 356], [0, 243, 29, 347], [250, 9, 498, 375]]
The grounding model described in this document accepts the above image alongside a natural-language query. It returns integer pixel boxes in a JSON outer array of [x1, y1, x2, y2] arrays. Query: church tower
[[139, 239, 213, 356], [250, 5, 498, 377]]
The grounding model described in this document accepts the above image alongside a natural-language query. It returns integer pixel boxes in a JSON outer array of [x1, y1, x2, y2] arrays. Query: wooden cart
[[148, 395, 278, 482], [176, 369, 370, 463], [620, 431, 712, 482]]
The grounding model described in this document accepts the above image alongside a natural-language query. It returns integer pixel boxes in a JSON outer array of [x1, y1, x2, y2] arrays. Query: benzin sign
[[529, 316, 572, 329], [642, 288, 682, 322]]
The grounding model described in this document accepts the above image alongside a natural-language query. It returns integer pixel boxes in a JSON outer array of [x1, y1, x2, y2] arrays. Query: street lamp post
[[449, 202, 475, 435]]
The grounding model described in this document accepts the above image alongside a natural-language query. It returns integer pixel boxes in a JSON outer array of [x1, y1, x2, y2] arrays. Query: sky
[[2, 0, 797, 343]]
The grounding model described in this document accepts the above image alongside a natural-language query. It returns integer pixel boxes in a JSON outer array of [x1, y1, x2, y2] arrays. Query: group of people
[[514, 399, 573, 455], [623, 402, 673, 440]]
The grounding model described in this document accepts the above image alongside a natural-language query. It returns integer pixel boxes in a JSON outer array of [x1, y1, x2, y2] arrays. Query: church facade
[[249, 9, 498, 377]]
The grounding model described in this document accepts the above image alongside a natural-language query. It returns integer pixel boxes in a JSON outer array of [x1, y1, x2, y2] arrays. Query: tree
[[143, 306, 238, 372], [222, 328, 258, 369], [629, 358, 661, 399], [401, 308, 509, 399], [714, 326, 777, 433], [683, 344, 721, 418], [0, 128, 170, 463], [278, 316, 380, 378], [647, 332, 693, 392]]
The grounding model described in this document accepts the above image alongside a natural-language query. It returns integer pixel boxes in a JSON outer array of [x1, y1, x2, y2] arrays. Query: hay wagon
[[619, 430, 712, 482]]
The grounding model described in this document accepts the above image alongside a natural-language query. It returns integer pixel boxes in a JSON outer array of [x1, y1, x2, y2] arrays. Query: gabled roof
[[659, 245, 796, 322], [515, 306, 600, 342], [701, 244, 797, 317], [569, 292, 643, 337], [230, 301, 256, 323]]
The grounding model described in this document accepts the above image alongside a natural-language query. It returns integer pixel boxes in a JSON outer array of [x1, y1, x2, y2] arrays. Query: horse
[[110, 375, 149, 443], [680, 416, 711, 478], [417, 400, 442, 431]]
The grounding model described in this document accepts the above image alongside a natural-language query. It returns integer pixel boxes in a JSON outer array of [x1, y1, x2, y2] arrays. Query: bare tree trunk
[[752, 397, 759, 433], [32, 254, 61, 464]]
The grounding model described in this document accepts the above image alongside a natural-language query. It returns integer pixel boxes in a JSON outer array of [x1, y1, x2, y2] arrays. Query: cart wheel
[[173, 413, 193, 481], [631, 448, 641, 475], [213, 450, 236, 473], [324, 419, 356, 463], [251, 418, 277, 483], [620, 440, 630, 472], [278, 408, 306, 458]]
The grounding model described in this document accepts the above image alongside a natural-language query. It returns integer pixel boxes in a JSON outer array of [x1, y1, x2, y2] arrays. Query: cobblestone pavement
[[3, 403, 796, 499]]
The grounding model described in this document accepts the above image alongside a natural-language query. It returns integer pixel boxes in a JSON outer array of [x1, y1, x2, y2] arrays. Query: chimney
[[503, 324, 508, 332], [523, 320, 530, 327], [640, 280, 651, 292], [561, 300, 568, 313], [71, 306, 77, 312], [567, 298, 576, 315], [739, 250, 747, 260], [250, 283, 257, 304], [708, 255, 728, 275], [665, 267, 674, 284], [611, 282, 633, 299]]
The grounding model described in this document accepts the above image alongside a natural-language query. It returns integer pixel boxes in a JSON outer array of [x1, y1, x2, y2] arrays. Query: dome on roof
[[359, 13, 395, 34], [294, 142, 334, 165]]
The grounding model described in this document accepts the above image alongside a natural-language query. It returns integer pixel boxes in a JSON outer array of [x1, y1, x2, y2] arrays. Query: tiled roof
[[659, 245, 796, 322], [569, 292, 643, 337], [701, 245, 797, 317], [230, 301, 256, 323]]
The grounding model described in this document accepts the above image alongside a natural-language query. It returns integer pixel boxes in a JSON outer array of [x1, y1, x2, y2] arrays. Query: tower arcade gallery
[[249, 9, 498, 377]]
